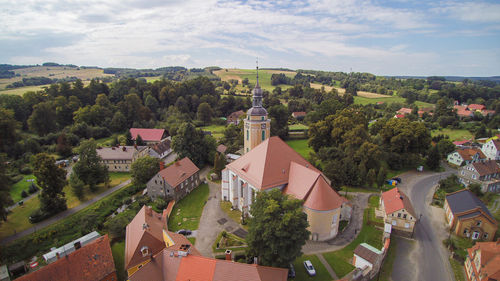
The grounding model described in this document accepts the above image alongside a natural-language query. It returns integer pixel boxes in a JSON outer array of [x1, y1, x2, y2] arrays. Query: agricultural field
[[431, 128, 473, 141], [0, 85, 48, 96], [214, 68, 296, 92]]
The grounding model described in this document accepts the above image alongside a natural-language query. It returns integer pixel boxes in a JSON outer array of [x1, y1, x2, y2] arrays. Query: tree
[[0, 108, 19, 153], [437, 139, 455, 158], [69, 172, 84, 200], [426, 145, 440, 171], [376, 166, 387, 188], [110, 111, 127, 133], [32, 153, 67, 214], [125, 130, 134, 146], [131, 156, 160, 186], [172, 122, 216, 167], [367, 169, 376, 188], [56, 133, 72, 157], [73, 139, 109, 191], [28, 101, 57, 136], [197, 102, 213, 125], [268, 104, 288, 139], [136, 134, 145, 146], [0, 156, 13, 221], [246, 189, 310, 267], [468, 183, 483, 197], [213, 152, 226, 178]]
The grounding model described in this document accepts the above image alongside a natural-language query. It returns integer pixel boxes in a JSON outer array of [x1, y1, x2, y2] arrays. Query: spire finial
[[256, 57, 259, 86]]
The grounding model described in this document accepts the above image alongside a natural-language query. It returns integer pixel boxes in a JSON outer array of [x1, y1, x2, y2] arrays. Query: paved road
[[0, 179, 132, 245], [393, 169, 454, 281]]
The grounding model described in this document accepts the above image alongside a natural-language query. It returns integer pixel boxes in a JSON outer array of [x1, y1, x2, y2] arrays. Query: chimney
[[160, 161, 165, 170], [145, 206, 152, 216], [161, 209, 168, 226], [56, 252, 60, 260], [253, 257, 258, 264], [225, 250, 232, 261]]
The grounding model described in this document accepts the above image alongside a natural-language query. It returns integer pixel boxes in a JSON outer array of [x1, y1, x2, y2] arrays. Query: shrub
[[21, 190, 28, 198], [29, 209, 49, 224], [20, 166, 32, 175], [28, 183, 39, 194]]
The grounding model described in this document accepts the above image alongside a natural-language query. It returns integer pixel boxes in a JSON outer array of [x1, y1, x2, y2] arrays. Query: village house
[[396, 107, 412, 115], [227, 110, 245, 125], [464, 240, 500, 281], [16, 235, 116, 281], [482, 139, 500, 161], [444, 189, 498, 241], [129, 128, 168, 145], [352, 239, 391, 279], [147, 138, 172, 159], [291, 111, 307, 119], [447, 148, 487, 166], [96, 145, 148, 172], [125, 206, 288, 281], [468, 104, 486, 112], [458, 160, 500, 193], [379, 187, 417, 236], [146, 157, 200, 201]]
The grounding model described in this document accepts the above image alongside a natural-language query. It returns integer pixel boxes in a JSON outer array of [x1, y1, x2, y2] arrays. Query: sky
[[1, 0, 500, 76]]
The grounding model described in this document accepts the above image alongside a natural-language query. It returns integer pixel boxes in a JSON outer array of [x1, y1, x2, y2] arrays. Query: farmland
[[214, 68, 296, 92]]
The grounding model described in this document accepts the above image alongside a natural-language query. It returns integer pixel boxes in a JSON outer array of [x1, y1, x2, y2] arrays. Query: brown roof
[[227, 110, 245, 121], [96, 146, 146, 160], [381, 188, 416, 217], [151, 139, 171, 154], [489, 139, 500, 150], [471, 160, 500, 176], [354, 244, 379, 265], [467, 241, 500, 281], [292, 111, 307, 117], [16, 235, 115, 281], [468, 104, 486, 111], [396, 108, 412, 115], [227, 137, 320, 190], [158, 157, 199, 188], [457, 108, 473, 117], [457, 148, 486, 161], [130, 128, 166, 142]]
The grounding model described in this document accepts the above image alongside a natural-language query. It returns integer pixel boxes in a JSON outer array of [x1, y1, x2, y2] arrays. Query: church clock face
[[261, 123, 266, 129]]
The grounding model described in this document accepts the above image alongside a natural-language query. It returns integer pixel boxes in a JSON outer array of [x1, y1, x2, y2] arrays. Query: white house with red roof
[[129, 128, 168, 144], [379, 187, 417, 235], [482, 139, 500, 161], [221, 136, 351, 241]]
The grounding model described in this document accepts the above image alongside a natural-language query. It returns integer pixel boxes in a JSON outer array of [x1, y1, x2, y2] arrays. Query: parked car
[[392, 177, 402, 183], [303, 260, 316, 276], [176, 229, 192, 235], [288, 263, 295, 278]]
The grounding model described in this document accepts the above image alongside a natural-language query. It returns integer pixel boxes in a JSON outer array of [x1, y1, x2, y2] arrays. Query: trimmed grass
[[95, 134, 125, 147], [111, 241, 126, 281], [200, 124, 226, 139], [291, 254, 332, 281], [188, 237, 196, 244], [10, 174, 37, 203], [369, 195, 380, 208], [449, 258, 465, 281], [431, 128, 473, 141], [220, 201, 244, 225], [289, 124, 309, 131], [212, 231, 247, 253], [375, 238, 398, 281], [167, 183, 209, 232], [322, 208, 383, 278], [286, 139, 313, 159]]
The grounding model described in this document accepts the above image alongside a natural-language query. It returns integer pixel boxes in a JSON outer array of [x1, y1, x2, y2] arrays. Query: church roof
[[303, 175, 347, 211], [227, 137, 320, 190]]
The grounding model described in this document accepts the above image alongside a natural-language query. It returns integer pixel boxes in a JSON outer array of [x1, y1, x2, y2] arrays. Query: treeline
[[103, 67, 220, 81], [6, 76, 81, 88]]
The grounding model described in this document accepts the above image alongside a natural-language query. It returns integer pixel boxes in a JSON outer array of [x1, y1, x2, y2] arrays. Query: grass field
[[354, 96, 434, 108], [289, 124, 309, 131], [431, 128, 473, 141], [95, 134, 125, 147], [291, 254, 332, 281], [285, 139, 313, 159], [214, 69, 296, 92], [375, 238, 398, 281], [10, 174, 37, 203], [0, 85, 48, 95], [449, 258, 465, 281], [111, 241, 126, 281], [200, 124, 226, 139], [167, 183, 209, 232]]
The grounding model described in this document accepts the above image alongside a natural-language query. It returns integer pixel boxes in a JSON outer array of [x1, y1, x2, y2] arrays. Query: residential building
[[468, 104, 486, 112], [97, 145, 148, 172], [379, 188, 417, 235], [146, 157, 200, 201], [16, 235, 116, 281], [464, 240, 500, 281], [291, 111, 307, 119], [458, 160, 500, 193], [148, 138, 172, 159], [482, 139, 500, 161], [444, 189, 498, 241], [42, 231, 101, 263], [227, 110, 245, 125], [222, 136, 350, 241], [396, 107, 412, 115], [126, 206, 288, 281], [447, 148, 487, 166], [243, 68, 270, 154], [130, 128, 168, 144], [453, 140, 473, 147]]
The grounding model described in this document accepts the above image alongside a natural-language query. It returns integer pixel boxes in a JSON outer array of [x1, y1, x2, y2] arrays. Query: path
[[1, 179, 132, 245], [7, 191, 39, 211], [316, 253, 338, 280]]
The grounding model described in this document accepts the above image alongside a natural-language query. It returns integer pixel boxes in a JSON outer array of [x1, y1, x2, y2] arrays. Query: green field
[[10, 174, 37, 203], [214, 69, 296, 92], [0, 85, 48, 96], [291, 254, 332, 281], [167, 183, 209, 232], [286, 139, 313, 159], [111, 241, 126, 281], [431, 128, 473, 141], [200, 124, 226, 139], [354, 96, 434, 108], [289, 124, 309, 131]]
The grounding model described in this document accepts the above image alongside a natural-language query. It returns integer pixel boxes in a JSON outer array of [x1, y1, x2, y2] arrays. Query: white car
[[303, 260, 316, 276]]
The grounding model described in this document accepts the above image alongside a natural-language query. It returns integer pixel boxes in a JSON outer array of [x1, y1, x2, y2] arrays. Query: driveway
[[392, 168, 455, 281]]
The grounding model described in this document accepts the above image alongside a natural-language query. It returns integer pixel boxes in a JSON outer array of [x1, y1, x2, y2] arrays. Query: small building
[[146, 157, 200, 201], [16, 235, 116, 281], [380, 188, 417, 236], [482, 109, 496, 116], [97, 145, 148, 172], [148, 138, 172, 159], [444, 189, 498, 241], [468, 104, 486, 112], [453, 139, 473, 147], [457, 108, 474, 118], [482, 139, 500, 161], [353, 243, 383, 273], [447, 148, 487, 166], [291, 111, 307, 119], [129, 128, 168, 144], [464, 240, 500, 281], [458, 160, 500, 193], [227, 110, 245, 125], [396, 107, 412, 115], [42, 231, 101, 263]]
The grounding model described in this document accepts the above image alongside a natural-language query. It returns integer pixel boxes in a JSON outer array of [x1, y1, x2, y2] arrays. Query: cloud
[[433, 1, 500, 23]]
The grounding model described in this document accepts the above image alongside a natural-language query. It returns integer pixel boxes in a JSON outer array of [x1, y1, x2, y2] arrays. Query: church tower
[[244, 66, 270, 154]]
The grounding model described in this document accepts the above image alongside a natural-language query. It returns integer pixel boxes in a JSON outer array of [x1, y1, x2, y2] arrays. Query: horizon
[[1, 0, 500, 77]]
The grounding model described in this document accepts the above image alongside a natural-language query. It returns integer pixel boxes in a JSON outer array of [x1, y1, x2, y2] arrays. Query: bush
[[29, 209, 49, 224], [28, 183, 39, 194], [10, 174, 23, 184], [152, 198, 168, 212], [20, 166, 32, 175], [21, 190, 28, 198]]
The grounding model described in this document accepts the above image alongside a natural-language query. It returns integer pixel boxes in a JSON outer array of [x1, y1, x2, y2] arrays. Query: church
[[221, 69, 351, 241]]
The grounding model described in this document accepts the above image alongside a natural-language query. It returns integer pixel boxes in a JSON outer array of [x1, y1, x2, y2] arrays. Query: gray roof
[[446, 189, 494, 219], [457, 211, 481, 220], [247, 107, 268, 116], [96, 146, 146, 160]]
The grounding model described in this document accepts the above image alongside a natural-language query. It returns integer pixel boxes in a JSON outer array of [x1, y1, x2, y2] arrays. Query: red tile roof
[[394, 114, 405, 119], [16, 235, 116, 281], [457, 108, 473, 117], [158, 157, 199, 188], [468, 104, 486, 111], [381, 187, 416, 217], [396, 108, 412, 115], [467, 241, 500, 281], [292, 111, 307, 118], [482, 109, 496, 116], [457, 148, 486, 161], [453, 139, 471, 146], [130, 128, 166, 142]]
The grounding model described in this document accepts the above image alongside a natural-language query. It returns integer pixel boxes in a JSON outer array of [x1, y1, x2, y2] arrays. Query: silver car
[[303, 260, 316, 276]]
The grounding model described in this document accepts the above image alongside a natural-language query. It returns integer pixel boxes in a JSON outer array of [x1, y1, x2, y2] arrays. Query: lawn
[[111, 241, 126, 281], [375, 238, 398, 281], [167, 183, 209, 232], [289, 124, 309, 131], [10, 174, 37, 203], [200, 124, 226, 139], [95, 134, 125, 147], [449, 258, 465, 281], [220, 201, 246, 228], [291, 254, 332, 281], [286, 139, 313, 159], [431, 128, 473, 141], [212, 231, 247, 253], [322, 208, 383, 278], [354, 96, 434, 108]]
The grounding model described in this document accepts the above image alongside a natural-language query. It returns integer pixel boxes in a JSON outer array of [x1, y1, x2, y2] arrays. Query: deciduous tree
[[131, 156, 160, 186], [32, 153, 67, 214], [73, 139, 109, 191]]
